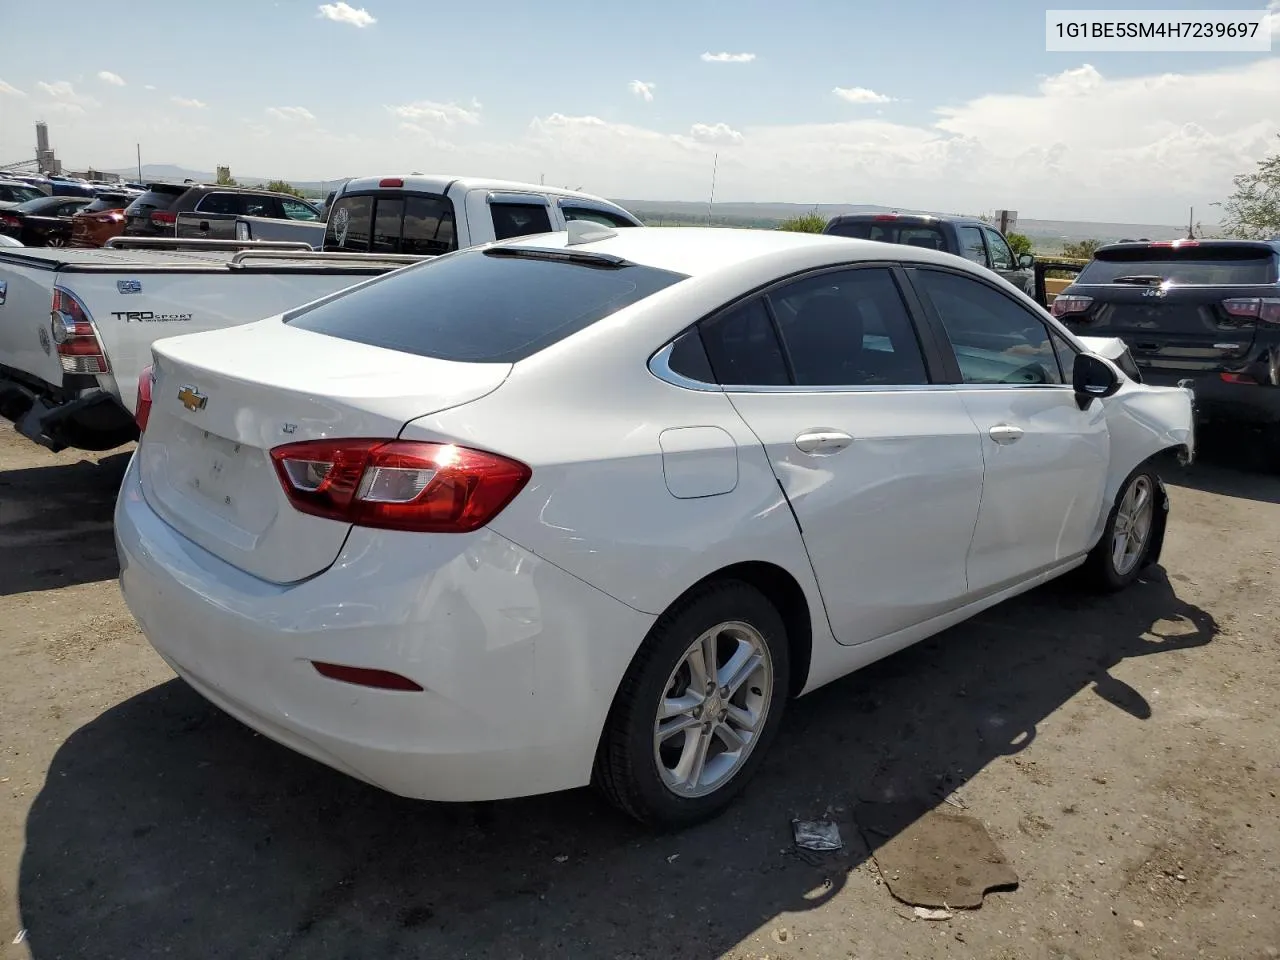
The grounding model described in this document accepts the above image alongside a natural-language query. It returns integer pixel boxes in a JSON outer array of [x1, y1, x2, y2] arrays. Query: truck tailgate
[[0, 252, 66, 387]]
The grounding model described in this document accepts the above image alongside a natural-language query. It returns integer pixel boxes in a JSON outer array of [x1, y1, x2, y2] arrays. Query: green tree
[[1217, 135, 1280, 239], [261, 179, 305, 198], [1005, 232, 1033, 258], [778, 211, 827, 233], [1062, 238, 1102, 260]]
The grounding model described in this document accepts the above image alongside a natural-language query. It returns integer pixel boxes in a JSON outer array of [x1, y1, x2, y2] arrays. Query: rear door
[[908, 266, 1109, 594], [981, 225, 1033, 294], [1057, 243, 1277, 381], [701, 264, 985, 645]]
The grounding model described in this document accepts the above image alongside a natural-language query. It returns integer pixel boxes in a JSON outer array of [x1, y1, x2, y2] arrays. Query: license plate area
[[184, 430, 251, 513]]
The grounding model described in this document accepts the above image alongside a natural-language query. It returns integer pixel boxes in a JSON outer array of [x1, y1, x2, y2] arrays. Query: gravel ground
[[0, 426, 1277, 960]]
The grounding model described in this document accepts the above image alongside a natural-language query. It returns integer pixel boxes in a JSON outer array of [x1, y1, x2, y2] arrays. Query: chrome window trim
[[647, 341, 723, 393]]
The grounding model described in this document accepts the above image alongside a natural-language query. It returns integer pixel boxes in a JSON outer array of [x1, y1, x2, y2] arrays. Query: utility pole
[[707, 153, 718, 224], [1187, 206, 1194, 239], [136, 143, 142, 182]]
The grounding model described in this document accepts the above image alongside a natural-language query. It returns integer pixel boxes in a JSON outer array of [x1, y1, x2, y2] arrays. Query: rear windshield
[[83, 195, 130, 213], [0, 183, 43, 203], [1077, 246, 1279, 285], [826, 219, 947, 251], [124, 186, 188, 216], [288, 248, 687, 363], [324, 192, 457, 255]]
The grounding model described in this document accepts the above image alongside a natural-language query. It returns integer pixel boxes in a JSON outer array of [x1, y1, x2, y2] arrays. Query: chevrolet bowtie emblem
[[178, 385, 208, 412]]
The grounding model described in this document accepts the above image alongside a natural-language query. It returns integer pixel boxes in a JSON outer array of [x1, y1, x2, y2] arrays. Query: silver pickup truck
[[0, 176, 643, 452]]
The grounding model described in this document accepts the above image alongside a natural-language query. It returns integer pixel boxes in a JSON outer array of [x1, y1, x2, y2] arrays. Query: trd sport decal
[[109, 311, 194, 323]]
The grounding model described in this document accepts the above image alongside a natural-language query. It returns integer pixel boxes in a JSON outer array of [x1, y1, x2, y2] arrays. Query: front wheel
[[593, 580, 790, 828], [1084, 465, 1163, 591]]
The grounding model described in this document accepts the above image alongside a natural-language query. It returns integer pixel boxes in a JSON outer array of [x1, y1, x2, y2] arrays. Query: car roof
[[827, 212, 983, 226], [337, 174, 621, 206], [1094, 238, 1280, 254], [497, 226, 975, 278]]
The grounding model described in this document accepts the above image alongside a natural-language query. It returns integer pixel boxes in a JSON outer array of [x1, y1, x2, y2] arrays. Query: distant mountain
[[104, 164, 348, 194]]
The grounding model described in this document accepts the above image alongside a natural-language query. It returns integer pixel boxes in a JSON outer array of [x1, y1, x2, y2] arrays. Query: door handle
[[795, 431, 853, 455], [988, 424, 1024, 445]]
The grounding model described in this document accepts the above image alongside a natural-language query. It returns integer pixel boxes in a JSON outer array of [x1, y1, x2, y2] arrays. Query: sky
[[0, 0, 1277, 225]]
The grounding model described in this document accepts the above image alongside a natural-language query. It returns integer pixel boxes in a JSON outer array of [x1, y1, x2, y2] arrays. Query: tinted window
[[241, 195, 277, 218], [372, 197, 404, 252], [324, 195, 373, 250], [124, 187, 187, 216], [0, 184, 42, 203], [914, 269, 1063, 385], [402, 195, 456, 255], [562, 206, 637, 229], [196, 192, 239, 215], [281, 198, 320, 221], [14, 197, 68, 215], [826, 219, 946, 251], [289, 250, 686, 363], [1076, 246, 1278, 285], [81, 196, 128, 214], [769, 268, 929, 386], [983, 228, 1015, 270], [956, 226, 988, 266], [492, 203, 552, 241], [1051, 331, 1077, 382], [665, 329, 716, 383], [700, 300, 790, 386]]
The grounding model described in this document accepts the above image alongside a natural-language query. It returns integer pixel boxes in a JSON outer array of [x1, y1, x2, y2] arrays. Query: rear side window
[[700, 300, 790, 386], [288, 249, 687, 363], [956, 226, 988, 266], [281, 198, 320, 221], [492, 203, 552, 241], [125, 187, 186, 216], [241, 195, 278, 218], [196, 192, 239, 215], [1076, 246, 1279, 285]]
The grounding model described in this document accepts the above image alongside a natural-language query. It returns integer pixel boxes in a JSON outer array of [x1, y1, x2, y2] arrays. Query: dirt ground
[[0, 425, 1277, 960]]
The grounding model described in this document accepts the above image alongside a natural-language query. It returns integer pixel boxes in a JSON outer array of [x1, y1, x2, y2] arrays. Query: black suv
[[122, 183, 321, 238], [824, 213, 1036, 296], [1052, 239, 1280, 444]]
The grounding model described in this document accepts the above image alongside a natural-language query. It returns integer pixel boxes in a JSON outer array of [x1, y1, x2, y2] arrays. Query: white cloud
[[689, 122, 744, 145], [171, 96, 207, 109], [0, 79, 24, 97], [386, 99, 480, 126], [267, 106, 316, 122], [144, 84, 156, 91], [317, 2, 376, 27], [833, 86, 894, 105], [37, 80, 77, 98], [34, 80, 97, 114], [97, 71, 126, 87], [629, 80, 656, 102], [701, 51, 755, 63]]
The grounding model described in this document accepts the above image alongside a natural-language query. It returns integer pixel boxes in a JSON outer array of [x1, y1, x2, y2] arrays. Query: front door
[[982, 226, 1035, 296], [907, 266, 1110, 595], [700, 265, 985, 645]]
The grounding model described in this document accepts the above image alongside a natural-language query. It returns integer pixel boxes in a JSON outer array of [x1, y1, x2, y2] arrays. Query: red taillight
[[0, 214, 19, 228], [873, 214, 898, 221], [270, 439, 531, 533], [1222, 297, 1280, 324], [1220, 372, 1257, 384], [379, 177, 404, 188], [95, 212, 125, 224], [135, 364, 154, 431], [1148, 239, 1198, 248], [150, 210, 176, 225], [311, 661, 423, 691], [50, 287, 109, 374], [1051, 295, 1094, 318]]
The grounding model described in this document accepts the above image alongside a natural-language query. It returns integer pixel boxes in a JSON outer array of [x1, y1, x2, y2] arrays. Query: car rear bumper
[[115, 454, 655, 802], [1147, 373, 1280, 425]]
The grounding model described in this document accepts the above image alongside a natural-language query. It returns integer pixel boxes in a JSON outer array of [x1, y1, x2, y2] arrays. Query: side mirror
[[1018, 253, 1035, 269], [1073, 352, 1121, 409]]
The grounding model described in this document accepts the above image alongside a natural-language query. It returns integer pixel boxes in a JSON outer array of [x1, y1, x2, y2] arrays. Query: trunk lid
[[139, 319, 511, 583]]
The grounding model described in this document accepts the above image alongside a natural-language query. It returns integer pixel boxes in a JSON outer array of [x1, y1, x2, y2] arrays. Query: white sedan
[[115, 225, 1194, 827]]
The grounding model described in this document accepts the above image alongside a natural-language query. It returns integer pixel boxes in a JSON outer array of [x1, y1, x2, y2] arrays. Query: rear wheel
[[594, 580, 789, 828], [1084, 465, 1160, 591], [46, 236, 65, 248]]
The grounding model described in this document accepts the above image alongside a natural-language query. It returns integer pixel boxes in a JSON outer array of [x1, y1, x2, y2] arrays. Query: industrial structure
[[1, 121, 63, 176]]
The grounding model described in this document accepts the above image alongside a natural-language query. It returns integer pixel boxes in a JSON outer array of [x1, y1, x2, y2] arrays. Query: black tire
[[593, 580, 790, 828], [1083, 463, 1164, 592]]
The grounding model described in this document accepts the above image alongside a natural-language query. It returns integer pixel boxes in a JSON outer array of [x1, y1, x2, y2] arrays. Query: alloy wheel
[[1112, 475, 1154, 576]]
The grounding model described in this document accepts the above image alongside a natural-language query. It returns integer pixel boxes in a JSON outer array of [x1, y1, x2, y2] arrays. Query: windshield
[[288, 247, 687, 363], [1077, 246, 1279, 285]]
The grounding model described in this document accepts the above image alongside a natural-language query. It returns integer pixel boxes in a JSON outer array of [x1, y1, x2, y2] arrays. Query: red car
[[69, 192, 134, 248]]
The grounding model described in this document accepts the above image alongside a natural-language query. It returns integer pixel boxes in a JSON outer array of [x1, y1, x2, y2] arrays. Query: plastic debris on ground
[[914, 906, 954, 921], [792, 819, 843, 852]]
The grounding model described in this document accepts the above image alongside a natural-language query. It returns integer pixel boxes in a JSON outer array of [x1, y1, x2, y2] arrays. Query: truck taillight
[[51, 287, 110, 375], [270, 439, 531, 533], [150, 210, 177, 226], [1051, 295, 1094, 318], [135, 364, 155, 431], [1222, 297, 1280, 324]]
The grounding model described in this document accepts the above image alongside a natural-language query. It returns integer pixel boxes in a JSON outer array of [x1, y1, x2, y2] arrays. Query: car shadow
[[1159, 426, 1279, 502], [18, 568, 1216, 959], [0, 450, 130, 597]]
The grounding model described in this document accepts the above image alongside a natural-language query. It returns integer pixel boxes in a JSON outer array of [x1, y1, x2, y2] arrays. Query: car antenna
[[565, 220, 617, 245]]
